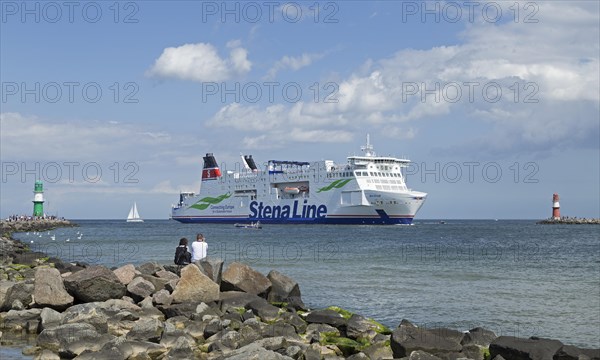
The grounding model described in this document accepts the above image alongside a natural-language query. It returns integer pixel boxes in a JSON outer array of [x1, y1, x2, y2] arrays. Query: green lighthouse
[[33, 181, 44, 217]]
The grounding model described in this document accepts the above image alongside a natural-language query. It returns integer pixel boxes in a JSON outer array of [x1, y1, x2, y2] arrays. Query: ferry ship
[[171, 136, 427, 225]]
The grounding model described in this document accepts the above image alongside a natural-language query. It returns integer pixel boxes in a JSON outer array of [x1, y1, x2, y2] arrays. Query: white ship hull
[[171, 138, 427, 225]]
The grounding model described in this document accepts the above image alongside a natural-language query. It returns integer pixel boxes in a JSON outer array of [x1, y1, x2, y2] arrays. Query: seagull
[[30, 240, 34, 243], [50, 235, 56, 241], [65, 238, 70, 242], [77, 234, 83, 240]]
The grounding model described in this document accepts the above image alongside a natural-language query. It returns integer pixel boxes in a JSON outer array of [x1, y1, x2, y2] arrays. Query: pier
[[537, 217, 600, 225]]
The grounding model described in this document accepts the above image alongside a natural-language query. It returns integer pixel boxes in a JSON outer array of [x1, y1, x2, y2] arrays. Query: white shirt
[[191, 240, 207, 261]]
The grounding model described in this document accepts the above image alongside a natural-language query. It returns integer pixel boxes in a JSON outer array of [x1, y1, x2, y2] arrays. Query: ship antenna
[[361, 134, 375, 157]]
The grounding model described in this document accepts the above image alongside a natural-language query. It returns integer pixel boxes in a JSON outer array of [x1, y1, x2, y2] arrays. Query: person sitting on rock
[[191, 233, 208, 262], [174, 237, 192, 265]]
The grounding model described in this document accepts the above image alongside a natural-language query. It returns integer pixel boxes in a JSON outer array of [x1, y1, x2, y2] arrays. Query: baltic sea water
[[7, 219, 600, 357]]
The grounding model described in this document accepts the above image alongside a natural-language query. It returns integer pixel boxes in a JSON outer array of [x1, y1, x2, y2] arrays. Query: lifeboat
[[283, 187, 300, 195]]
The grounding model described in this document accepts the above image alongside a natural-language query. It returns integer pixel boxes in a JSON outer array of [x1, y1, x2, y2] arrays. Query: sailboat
[[126, 202, 144, 222]]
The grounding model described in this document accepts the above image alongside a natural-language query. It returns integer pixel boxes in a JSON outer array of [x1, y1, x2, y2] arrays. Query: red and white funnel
[[201, 153, 222, 181]]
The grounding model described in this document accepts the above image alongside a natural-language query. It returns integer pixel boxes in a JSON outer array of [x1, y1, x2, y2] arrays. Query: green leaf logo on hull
[[189, 193, 231, 211], [317, 179, 352, 193]]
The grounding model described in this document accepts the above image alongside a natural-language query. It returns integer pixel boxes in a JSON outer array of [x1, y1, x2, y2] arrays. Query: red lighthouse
[[552, 193, 560, 220]]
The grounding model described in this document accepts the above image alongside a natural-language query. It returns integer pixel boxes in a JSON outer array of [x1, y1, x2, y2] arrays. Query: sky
[[1, 1, 599, 220]]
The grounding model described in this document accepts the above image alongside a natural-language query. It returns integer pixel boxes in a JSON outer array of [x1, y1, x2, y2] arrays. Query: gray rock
[[390, 321, 463, 358], [1, 281, 34, 311], [0, 280, 15, 310], [220, 291, 263, 311], [305, 309, 347, 329], [162, 335, 195, 359], [362, 342, 394, 359], [137, 262, 164, 276], [221, 342, 294, 360], [262, 321, 302, 341], [127, 317, 164, 342], [36, 323, 102, 353], [139, 296, 155, 309], [127, 277, 156, 302], [238, 323, 265, 347], [62, 333, 115, 358], [158, 302, 202, 319], [247, 297, 281, 322], [197, 257, 224, 285], [204, 318, 223, 338], [162, 265, 182, 276], [347, 314, 389, 339], [155, 269, 179, 281], [74, 345, 124, 360], [63, 266, 126, 302], [461, 327, 497, 347], [34, 267, 74, 310], [347, 353, 370, 360], [267, 270, 304, 309], [221, 329, 242, 349], [152, 289, 173, 306], [553, 345, 600, 360], [279, 311, 307, 334], [61, 303, 111, 333], [1, 308, 42, 331], [165, 279, 178, 293], [113, 340, 167, 359], [34, 349, 60, 360], [171, 264, 219, 303], [286, 345, 303, 359], [489, 336, 563, 360], [40, 307, 63, 331], [140, 274, 169, 292], [113, 264, 138, 285], [221, 262, 272, 296], [409, 350, 443, 359], [11, 298, 24, 310]]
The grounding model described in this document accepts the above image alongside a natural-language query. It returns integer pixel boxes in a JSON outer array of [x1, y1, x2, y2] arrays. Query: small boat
[[283, 187, 300, 195], [234, 221, 262, 229], [127, 202, 144, 223]]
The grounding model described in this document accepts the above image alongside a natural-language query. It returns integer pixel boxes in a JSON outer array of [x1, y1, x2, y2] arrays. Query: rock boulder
[[171, 264, 219, 304], [34, 267, 74, 310], [221, 262, 271, 296], [64, 266, 126, 302]]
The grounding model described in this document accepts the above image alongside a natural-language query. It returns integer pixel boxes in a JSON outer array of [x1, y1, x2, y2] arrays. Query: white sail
[[127, 202, 144, 222]]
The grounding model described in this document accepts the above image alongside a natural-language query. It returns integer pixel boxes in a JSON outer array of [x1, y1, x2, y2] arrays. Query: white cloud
[[266, 52, 325, 79], [206, 2, 599, 155], [147, 42, 252, 82]]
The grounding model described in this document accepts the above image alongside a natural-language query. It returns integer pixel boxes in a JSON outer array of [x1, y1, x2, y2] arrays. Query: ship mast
[[361, 134, 375, 157]]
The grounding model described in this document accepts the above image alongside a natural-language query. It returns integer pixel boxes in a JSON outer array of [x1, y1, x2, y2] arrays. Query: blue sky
[[1, 1, 599, 219]]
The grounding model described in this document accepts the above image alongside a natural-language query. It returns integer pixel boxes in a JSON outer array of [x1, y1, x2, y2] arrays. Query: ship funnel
[[244, 155, 258, 171], [202, 153, 222, 180]]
